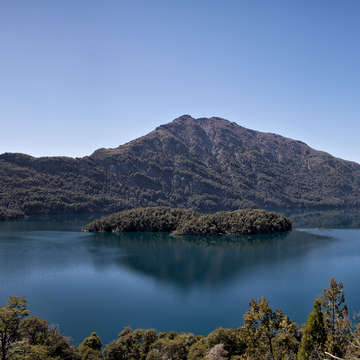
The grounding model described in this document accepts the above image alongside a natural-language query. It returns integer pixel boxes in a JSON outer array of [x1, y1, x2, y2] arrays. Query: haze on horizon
[[1, 1, 360, 163]]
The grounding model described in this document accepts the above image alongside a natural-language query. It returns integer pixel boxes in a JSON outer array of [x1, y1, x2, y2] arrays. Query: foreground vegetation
[[1, 279, 358, 360], [83, 207, 292, 235]]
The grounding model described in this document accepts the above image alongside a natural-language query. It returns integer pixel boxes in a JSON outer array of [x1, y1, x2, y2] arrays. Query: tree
[[243, 297, 283, 359], [207, 327, 246, 358], [321, 278, 350, 357], [146, 333, 197, 360], [187, 338, 208, 360], [344, 323, 360, 359], [243, 297, 300, 360], [297, 299, 327, 360], [78, 332, 102, 360], [273, 314, 300, 359], [0, 296, 29, 360], [19, 316, 50, 345], [17, 315, 80, 360], [104, 327, 159, 360], [7, 343, 52, 360]]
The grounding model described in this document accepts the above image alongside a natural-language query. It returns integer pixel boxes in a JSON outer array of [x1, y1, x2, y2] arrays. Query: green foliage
[[12, 315, 79, 360], [297, 299, 327, 360], [104, 326, 159, 360], [345, 323, 360, 359], [83, 207, 291, 236], [187, 337, 208, 360], [242, 297, 300, 359], [78, 332, 102, 360], [20, 316, 51, 346], [8, 344, 52, 360], [0, 296, 29, 360], [146, 333, 198, 360], [207, 328, 246, 358], [83, 207, 197, 233], [321, 278, 350, 357], [173, 209, 292, 235]]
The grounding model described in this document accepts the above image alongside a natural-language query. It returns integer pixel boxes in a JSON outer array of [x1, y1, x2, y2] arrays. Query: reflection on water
[[87, 231, 333, 288], [0, 212, 360, 345]]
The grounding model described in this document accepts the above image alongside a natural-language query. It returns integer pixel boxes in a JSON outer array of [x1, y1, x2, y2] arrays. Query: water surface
[[0, 214, 360, 344]]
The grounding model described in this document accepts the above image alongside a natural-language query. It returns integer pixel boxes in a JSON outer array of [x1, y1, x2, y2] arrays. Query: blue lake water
[[0, 214, 360, 345]]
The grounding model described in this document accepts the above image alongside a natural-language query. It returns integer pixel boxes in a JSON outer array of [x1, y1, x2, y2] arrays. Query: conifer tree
[[297, 299, 327, 360], [242, 297, 299, 359], [321, 278, 350, 357]]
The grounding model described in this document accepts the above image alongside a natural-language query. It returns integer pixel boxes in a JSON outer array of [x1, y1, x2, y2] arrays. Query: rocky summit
[[1, 115, 360, 218]]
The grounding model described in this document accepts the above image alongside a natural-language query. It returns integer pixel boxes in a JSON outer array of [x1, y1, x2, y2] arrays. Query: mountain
[[1, 115, 360, 219]]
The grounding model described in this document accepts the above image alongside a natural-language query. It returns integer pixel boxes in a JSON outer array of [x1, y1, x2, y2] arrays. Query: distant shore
[[0, 207, 25, 221]]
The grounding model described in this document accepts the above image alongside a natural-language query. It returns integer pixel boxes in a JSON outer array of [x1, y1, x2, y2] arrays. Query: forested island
[[82, 207, 292, 235], [0, 279, 357, 360]]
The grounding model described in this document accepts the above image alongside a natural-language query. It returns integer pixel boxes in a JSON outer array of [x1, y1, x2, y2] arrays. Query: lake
[[0, 212, 360, 345]]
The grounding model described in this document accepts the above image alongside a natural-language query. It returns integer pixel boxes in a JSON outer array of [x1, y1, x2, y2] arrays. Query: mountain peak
[[172, 114, 230, 123], [173, 114, 195, 122], [169, 115, 242, 133], [2, 114, 360, 217]]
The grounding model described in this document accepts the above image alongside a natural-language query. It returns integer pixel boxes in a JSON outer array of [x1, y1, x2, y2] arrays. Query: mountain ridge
[[1, 115, 354, 164], [1, 115, 360, 219]]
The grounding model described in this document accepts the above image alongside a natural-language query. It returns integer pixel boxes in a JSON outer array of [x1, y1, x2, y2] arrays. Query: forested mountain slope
[[1, 115, 360, 218]]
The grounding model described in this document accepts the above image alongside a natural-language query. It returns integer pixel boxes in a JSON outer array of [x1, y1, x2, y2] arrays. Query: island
[[82, 207, 198, 233], [83, 207, 292, 235]]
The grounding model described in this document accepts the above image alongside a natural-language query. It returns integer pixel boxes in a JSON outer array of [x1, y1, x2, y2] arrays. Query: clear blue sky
[[1, 0, 359, 162]]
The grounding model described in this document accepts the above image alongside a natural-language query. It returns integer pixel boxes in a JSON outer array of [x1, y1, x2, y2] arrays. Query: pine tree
[[297, 299, 327, 360], [321, 278, 350, 357], [243, 297, 292, 359]]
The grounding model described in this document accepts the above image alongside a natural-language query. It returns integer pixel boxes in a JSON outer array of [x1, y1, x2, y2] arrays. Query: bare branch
[[324, 351, 360, 360], [324, 352, 347, 360], [347, 339, 360, 349]]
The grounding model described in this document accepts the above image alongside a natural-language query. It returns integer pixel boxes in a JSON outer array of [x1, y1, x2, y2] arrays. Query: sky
[[1, 0, 359, 162]]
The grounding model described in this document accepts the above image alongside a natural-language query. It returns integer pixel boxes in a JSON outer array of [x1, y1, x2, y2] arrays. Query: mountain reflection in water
[[86, 231, 333, 289]]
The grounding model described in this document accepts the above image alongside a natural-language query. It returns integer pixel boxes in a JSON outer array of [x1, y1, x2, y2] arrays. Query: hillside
[[1, 115, 360, 218]]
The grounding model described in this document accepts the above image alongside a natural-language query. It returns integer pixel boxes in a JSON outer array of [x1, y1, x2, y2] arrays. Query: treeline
[[83, 207, 198, 233], [82, 207, 292, 235], [172, 209, 292, 235], [0, 206, 25, 221], [0, 279, 358, 360]]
